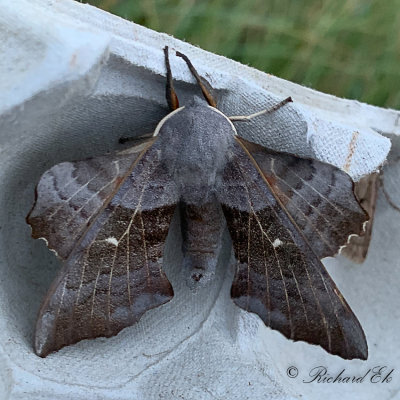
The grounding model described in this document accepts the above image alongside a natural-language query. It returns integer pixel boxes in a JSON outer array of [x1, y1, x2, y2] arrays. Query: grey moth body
[[156, 101, 236, 286]]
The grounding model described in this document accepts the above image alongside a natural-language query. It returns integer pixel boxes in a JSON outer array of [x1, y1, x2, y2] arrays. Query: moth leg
[[175, 51, 217, 108], [164, 46, 180, 111], [229, 96, 293, 121]]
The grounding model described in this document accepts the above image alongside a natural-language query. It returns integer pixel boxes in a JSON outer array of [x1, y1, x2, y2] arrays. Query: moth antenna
[[164, 46, 180, 111], [229, 96, 293, 121], [175, 51, 217, 108]]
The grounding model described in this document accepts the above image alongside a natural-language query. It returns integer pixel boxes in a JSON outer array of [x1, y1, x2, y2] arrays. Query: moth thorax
[[156, 104, 237, 203]]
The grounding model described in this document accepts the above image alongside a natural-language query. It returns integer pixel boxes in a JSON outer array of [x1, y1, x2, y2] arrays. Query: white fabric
[[0, 1, 399, 399]]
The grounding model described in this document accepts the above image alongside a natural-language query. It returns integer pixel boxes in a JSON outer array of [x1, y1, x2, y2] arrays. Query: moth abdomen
[[180, 200, 226, 288]]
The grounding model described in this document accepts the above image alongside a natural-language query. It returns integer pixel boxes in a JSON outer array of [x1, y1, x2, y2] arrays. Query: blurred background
[[82, 0, 400, 109]]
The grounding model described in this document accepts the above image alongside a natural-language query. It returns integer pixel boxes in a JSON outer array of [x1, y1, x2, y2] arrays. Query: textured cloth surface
[[0, 1, 399, 399]]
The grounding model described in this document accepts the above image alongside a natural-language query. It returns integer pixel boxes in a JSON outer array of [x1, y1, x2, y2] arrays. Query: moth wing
[[341, 173, 379, 263], [218, 137, 367, 359], [28, 139, 156, 260], [32, 139, 178, 357], [237, 137, 368, 259]]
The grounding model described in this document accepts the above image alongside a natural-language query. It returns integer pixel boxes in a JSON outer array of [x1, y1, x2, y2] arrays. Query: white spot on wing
[[338, 232, 360, 254], [39, 237, 59, 257], [272, 238, 283, 248], [105, 237, 119, 246]]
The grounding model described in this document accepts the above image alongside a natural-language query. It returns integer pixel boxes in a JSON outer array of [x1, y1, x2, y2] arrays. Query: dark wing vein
[[236, 163, 295, 337], [237, 137, 368, 259], [273, 188, 338, 255], [28, 141, 156, 260]]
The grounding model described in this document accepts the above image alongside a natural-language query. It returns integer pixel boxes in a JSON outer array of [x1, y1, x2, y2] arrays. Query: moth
[[27, 47, 369, 359]]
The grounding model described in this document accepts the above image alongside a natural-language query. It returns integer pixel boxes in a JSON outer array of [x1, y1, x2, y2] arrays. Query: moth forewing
[[28, 137, 178, 357], [218, 137, 368, 360]]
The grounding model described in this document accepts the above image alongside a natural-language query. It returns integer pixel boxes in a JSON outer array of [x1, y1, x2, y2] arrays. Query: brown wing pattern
[[219, 138, 367, 359], [27, 140, 156, 260], [342, 173, 379, 263], [31, 140, 178, 357], [237, 137, 368, 259]]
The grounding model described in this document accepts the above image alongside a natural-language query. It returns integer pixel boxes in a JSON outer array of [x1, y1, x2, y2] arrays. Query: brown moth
[[27, 47, 368, 359]]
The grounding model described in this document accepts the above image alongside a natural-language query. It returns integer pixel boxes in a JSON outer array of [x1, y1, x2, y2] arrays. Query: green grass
[[83, 0, 400, 109]]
